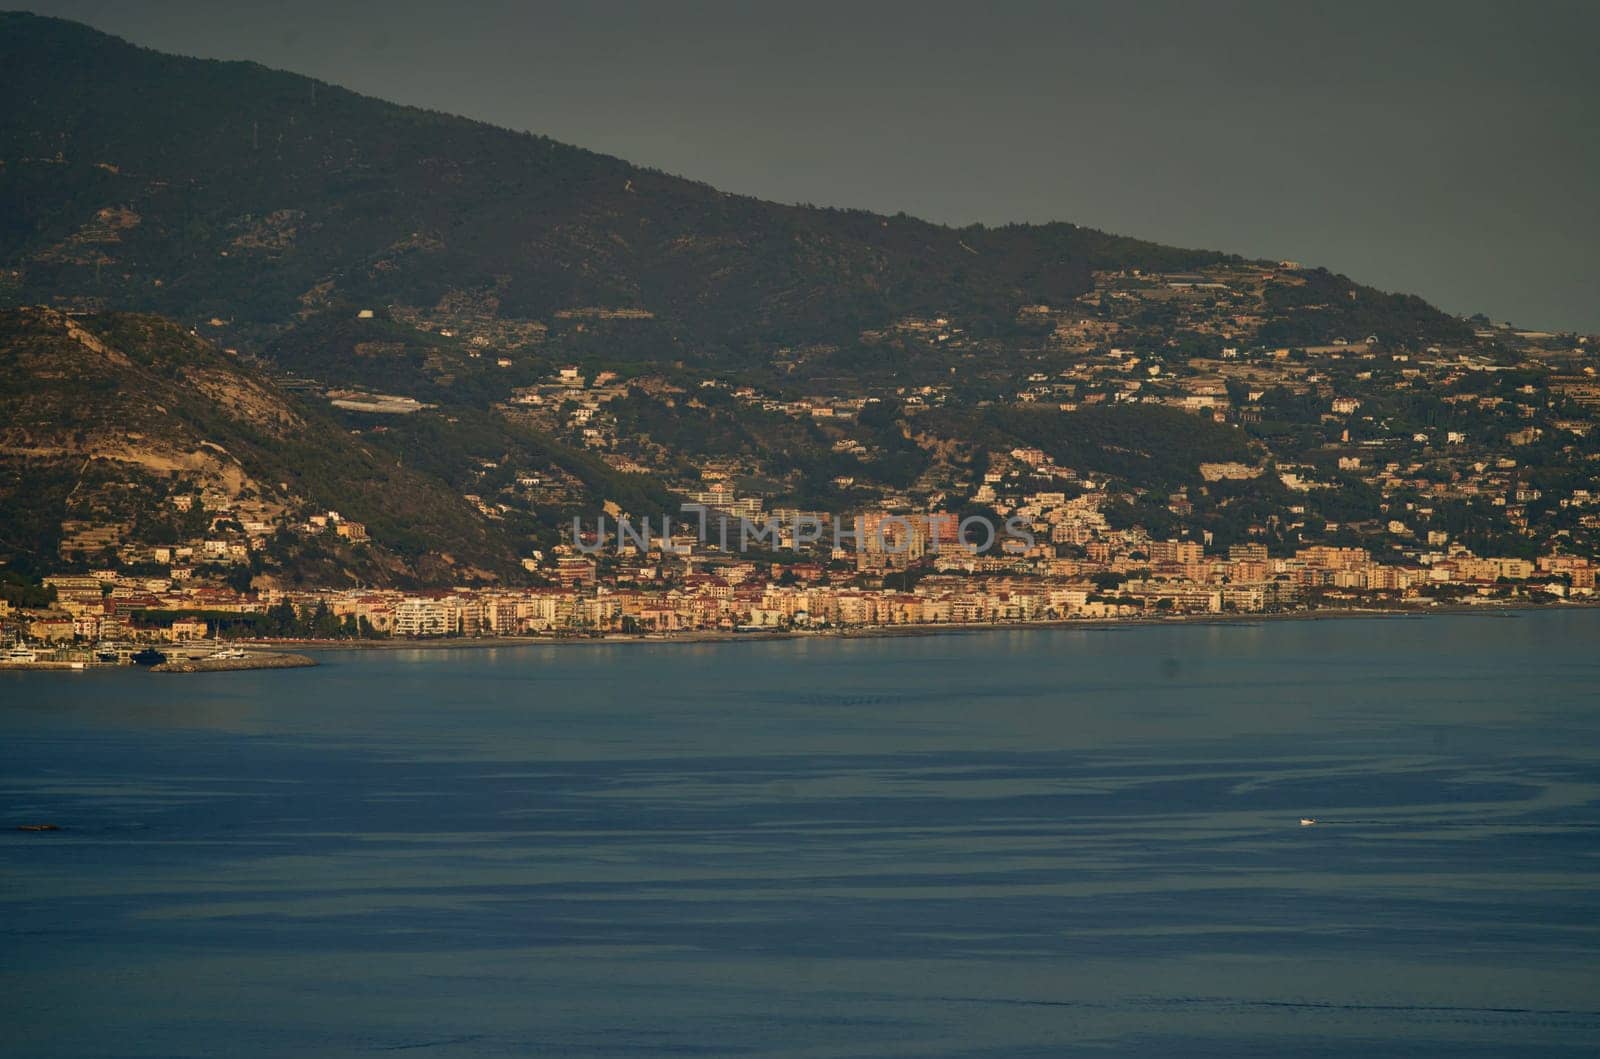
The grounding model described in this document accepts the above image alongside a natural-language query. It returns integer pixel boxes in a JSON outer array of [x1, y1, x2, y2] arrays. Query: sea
[[3, 609, 1599, 1057]]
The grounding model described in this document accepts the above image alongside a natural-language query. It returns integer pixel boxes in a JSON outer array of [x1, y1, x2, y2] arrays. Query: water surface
[[3, 611, 1599, 1056]]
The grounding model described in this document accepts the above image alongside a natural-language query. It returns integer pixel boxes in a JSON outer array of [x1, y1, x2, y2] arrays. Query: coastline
[[240, 599, 1582, 655], [6, 602, 1581, 675]]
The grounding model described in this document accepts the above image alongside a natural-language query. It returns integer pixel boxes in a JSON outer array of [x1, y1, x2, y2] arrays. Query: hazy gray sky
[[22, 0, 1600, 331]]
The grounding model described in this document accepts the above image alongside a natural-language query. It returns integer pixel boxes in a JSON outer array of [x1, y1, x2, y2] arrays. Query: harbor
[[0, 638, 317, 673]]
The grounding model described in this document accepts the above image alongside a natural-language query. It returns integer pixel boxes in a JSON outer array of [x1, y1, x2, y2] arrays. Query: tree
[[224, 565, 254, 594], [267, 599, 300, 637], [310, 600, 341, 638]]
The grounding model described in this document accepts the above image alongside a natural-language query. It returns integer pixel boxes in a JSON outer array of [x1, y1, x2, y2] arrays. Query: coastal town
[[8, 261, 1600, 667], [8, 129, 1600, 674], [7, 257, 1600, 669], [4, 492, 1594, 665]]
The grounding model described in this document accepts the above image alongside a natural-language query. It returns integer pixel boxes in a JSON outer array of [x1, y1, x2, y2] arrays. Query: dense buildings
[[6, 512, 1594, 650]]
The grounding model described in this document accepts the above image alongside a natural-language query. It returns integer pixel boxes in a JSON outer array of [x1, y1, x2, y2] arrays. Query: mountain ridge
[[6, 12, 1590, 590], [1, 9, 1470, 363]]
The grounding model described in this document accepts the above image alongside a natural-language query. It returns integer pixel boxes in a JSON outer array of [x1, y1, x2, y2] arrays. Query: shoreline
[[241, 599, 1585, 654], [3, 601, 1584, 673]]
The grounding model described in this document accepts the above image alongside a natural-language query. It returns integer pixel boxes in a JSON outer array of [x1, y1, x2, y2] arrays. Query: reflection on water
[[3, 611, 1599, 1056]]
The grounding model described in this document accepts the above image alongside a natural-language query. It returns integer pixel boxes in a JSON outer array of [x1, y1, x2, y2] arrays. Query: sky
[[20, 0, 1600, 332]]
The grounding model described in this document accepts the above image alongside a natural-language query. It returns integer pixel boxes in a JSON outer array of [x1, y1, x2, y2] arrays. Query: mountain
[[0, 306, 544, 583], [0, 12, 1468, 364], [6, 14, 1590, 586]]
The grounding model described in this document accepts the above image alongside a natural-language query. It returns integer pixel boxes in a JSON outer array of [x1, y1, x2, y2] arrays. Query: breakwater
[[150, 652, 316, 673]]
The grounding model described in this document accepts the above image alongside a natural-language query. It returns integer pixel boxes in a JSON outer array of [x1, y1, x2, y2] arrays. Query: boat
[[1299, 817, 1317, 827], [202, 627, 248, 660], [93, 640, 130, 664], [1, 642, 37, 664], [130, 647, 167, 666]]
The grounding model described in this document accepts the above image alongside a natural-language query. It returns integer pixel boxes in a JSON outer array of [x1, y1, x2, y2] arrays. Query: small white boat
[[1299, 817, 1317, 827], [202, 627, 248, 660]]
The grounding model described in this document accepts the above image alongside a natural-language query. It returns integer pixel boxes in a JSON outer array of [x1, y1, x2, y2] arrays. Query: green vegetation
[[131, 601, 379, 639], [0, 570, 56, 608]]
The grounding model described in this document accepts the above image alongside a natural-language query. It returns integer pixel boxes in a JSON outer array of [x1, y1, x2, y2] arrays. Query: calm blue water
[[3, 611, 1599, 1057]]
